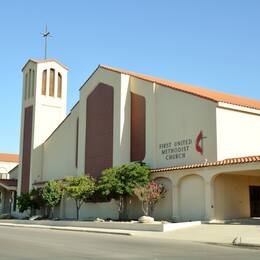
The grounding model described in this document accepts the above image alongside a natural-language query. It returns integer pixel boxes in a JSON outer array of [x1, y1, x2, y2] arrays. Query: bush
[[17, 189, 45, 216], [134, 181, 167, 216]]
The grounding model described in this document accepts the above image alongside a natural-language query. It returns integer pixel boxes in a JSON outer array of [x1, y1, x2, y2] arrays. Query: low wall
[[0, 219, 202, 232]]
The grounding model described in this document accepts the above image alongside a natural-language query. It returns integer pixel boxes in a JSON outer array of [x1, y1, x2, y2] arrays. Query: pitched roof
[[22, 59, 68, 71], [151, 155, 260, 173], [0, 153, 19, 163], [100, 65, 260, 110], [9, 165, 18, 174]]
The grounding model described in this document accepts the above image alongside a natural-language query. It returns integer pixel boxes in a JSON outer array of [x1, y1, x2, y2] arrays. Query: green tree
[[98, 162, 150, 220], [42, 180, 63, 218], [17, 189, 45, 216], [64, 175, 95, 220]]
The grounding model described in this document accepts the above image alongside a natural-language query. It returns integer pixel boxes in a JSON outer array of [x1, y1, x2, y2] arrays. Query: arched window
[[25, 73, 28, 100], [42, 70, 47, 95], [49, 68, 55, 97], [28, 69, 32, 98], [31, 70, 35, 97], [58, 72, 62, 98]]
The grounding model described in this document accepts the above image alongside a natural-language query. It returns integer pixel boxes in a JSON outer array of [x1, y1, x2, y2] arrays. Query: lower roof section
[[0, 179, 17, 190], [151, 155, 260, 173]]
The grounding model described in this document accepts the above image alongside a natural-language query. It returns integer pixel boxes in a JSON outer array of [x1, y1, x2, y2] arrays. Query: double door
[[250, 186, 260, 217]]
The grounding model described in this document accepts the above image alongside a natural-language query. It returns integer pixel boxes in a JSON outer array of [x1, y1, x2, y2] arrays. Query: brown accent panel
[[21, 106, 33, 193], [131, 92, 146, 162], [75, 118, 79, 168], [85, 84, 114, 179]]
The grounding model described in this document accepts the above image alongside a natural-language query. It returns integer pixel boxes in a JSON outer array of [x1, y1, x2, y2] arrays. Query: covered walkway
[[0, 179, 17, 215], [151, 155, 260, 222]]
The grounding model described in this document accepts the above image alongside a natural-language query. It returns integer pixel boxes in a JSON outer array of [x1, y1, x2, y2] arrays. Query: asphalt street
[[0, 226, 259, 260]]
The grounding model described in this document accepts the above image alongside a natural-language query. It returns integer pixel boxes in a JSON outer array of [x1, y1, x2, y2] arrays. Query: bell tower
[[17, 59, 68, 194]]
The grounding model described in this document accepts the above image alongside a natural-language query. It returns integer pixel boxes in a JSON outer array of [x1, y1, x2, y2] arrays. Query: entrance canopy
[[0, 179, 17, 191]]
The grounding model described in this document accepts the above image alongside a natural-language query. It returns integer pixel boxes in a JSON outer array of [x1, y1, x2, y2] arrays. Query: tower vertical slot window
[[31, 70, 35, 97], [28, 69, 32, 98], [42, 70, 47, 95], [58, 72, 62, 98], [25, 73, 28, 100], [49, 68, 55, 97]]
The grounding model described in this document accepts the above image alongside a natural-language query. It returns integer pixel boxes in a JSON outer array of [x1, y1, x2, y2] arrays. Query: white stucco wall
[[61, 197, 119, 220], [30, 145, 43, 185], [179, 174, 205, 221], [130, 76, 218, 168], [9, 165, 19, 179], [156, 86, 218, 168], [33, 62, 68, 149], [41, 104, 79, 181], [216, 105, 260, 160]]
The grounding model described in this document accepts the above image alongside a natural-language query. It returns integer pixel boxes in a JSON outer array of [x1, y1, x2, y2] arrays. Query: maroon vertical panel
[[21, 106, 33, 193], [131, 93, 146, 161], [85, 84, 114, 179], [75, 118, 79, 168]]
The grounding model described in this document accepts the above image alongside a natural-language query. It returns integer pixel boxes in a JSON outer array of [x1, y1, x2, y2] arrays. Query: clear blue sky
[[1, 0, 260, 153]]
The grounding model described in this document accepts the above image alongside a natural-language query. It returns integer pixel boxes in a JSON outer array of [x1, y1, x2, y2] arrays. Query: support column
[[204, 177, 215, 221], [113, 74, 131, 166], [172, 184, 179, 221]]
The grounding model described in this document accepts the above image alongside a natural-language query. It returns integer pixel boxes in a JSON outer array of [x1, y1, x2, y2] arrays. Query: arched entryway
[[214, 171, 260, 220], [179, 174, 205, 221], [152, 177, 172, 221]]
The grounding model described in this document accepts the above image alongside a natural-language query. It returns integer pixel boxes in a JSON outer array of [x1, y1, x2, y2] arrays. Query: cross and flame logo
[[195, 130, 207, 155]]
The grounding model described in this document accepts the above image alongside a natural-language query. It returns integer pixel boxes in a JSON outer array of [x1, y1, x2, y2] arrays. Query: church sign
[[159, 131, 206, 161]]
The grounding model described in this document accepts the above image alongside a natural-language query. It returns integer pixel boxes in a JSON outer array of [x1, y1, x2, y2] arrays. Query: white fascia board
[[218, 102, 260, 115]]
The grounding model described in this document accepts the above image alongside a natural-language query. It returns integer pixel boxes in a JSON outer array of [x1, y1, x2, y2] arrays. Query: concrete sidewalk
[[135, 223, 260, 248]]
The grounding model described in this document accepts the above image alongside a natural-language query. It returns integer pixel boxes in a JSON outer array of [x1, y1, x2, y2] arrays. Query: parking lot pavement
[[0, 226, 260, 260], [1, 219, 260, 248]]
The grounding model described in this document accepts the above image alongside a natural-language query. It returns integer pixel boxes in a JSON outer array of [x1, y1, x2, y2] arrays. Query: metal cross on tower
[[41, 25, 52, 60]]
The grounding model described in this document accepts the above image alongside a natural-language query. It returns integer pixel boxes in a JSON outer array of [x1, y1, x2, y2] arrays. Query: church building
[[5, 58, 260, 221]]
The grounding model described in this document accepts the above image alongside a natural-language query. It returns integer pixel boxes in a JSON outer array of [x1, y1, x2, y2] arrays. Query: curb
[[203, 241, 260, 250], [0, 223, 132, 236], [233, 243, 260, 249]]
